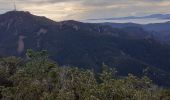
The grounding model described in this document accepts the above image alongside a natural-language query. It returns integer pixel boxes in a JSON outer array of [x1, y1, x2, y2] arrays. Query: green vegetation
[[0, 50, 169, 100]]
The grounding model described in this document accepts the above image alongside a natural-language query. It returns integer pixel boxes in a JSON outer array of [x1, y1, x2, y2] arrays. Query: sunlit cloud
[[158, 1, 170, 6], [0, 0, 170, 21]]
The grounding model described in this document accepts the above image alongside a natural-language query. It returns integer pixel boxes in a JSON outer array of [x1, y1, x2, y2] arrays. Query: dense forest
[[1, 11, 170, 87], [0, 50, 169, 100]]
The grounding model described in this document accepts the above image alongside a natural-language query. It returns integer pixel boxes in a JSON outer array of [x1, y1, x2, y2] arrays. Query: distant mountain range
[[104, 21, 170, 44], [89, 14, 170, 20], [0, 11, 170, 87]]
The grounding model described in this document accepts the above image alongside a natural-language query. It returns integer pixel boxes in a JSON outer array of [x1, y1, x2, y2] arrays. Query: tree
[[0, 50, 169, 100]]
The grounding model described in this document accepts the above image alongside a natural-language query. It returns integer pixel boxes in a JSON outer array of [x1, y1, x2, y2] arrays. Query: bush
[[0, 50, 169, 100]]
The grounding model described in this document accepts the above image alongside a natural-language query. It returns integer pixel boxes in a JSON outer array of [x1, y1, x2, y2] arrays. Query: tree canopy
[[0, 50, 169, 100]]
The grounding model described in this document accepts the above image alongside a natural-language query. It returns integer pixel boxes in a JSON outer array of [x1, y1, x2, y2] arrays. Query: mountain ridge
[[0, 11, 170, 87], [88, 13, 170, 21]]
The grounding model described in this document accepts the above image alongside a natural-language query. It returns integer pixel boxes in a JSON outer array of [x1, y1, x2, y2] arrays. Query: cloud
[[0, 0, 170, 21]]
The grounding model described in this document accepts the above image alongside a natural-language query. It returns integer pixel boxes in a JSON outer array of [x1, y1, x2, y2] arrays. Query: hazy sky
[[0, 0, 170, 22]]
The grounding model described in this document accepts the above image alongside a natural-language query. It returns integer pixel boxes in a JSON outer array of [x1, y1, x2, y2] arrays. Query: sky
[[0, 0, 170, 23]]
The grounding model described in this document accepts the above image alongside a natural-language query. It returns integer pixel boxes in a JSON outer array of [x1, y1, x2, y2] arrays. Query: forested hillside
[[0, 50, 170, 100], [0, 11, 170, 87]]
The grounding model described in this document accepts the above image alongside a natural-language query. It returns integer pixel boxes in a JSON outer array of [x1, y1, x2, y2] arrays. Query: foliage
[[0, 50, 169, 100]]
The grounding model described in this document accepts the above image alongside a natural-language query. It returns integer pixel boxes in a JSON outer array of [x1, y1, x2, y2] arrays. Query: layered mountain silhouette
[[105, 22, 170, 45], [89, 14, 170, 20], [0, 11, 170, 87]]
